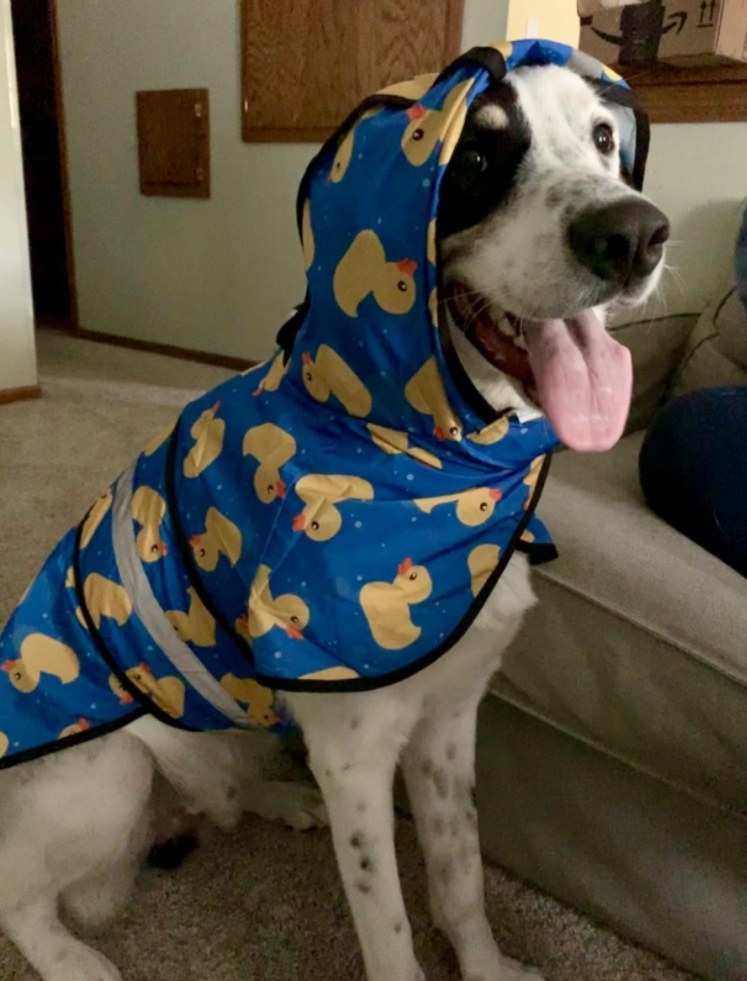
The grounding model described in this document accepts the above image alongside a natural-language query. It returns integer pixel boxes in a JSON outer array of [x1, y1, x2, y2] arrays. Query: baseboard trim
[[0, 384, 42, 405], [72, 327, 256, 372]]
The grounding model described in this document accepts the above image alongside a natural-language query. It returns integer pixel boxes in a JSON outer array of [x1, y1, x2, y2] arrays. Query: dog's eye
[[593, 122, 615, 155], [457, 147, 488, 175]]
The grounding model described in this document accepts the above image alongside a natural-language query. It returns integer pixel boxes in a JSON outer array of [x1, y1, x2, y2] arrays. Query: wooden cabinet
[[136, 89, 210, 198], [241, 0, 464, 142]]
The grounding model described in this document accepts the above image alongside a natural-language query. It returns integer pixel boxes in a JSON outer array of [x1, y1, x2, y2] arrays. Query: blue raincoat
[[0, 40, 649, 768]]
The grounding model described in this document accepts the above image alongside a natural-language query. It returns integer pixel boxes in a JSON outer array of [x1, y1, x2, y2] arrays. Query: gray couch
[[475, 283, 747, 979]]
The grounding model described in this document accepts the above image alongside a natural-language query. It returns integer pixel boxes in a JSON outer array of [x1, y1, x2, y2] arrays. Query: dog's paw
[[495, 955, 545, 981], [47, 944, 123, 981], [248, 780, 329, 830], [275, 784, 329, 830]]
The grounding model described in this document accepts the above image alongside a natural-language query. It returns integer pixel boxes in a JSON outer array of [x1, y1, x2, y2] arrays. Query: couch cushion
[[493, 433, 747, 811], [672, 288, 747, 397]]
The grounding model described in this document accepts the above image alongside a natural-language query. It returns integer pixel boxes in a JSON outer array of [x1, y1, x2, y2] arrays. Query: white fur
[[0, 65, 665, 981]]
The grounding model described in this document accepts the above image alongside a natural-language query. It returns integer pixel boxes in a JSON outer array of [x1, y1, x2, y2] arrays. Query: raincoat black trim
[[0, 709, 143, 772]]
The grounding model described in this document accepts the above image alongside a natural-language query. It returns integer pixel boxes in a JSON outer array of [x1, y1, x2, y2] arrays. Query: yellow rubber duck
[[242, 423, 297, 504], [414, 486, 502, 527], [183, 401, 225, 478], [2, 634, 80, 694], [131, 486, 168, 563], [360, 558, 433, 650], [244, 564, 309, 640], [292, 474, 374, 542], [166, 587, 217, 648], [190, 507, 242, 571]]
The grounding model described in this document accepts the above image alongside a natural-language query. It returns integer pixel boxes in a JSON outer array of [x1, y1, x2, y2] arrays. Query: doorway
[[11, 0, 76, 328]]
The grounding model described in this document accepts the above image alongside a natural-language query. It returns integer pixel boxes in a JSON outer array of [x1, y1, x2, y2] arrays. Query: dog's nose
[[568, 199, 670, 283]]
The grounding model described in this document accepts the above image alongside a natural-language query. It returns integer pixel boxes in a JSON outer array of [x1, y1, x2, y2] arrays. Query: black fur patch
[[438, 82, 530, 238]]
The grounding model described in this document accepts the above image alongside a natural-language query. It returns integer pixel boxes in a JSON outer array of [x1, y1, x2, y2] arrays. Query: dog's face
[[439, 64, 669, 451]]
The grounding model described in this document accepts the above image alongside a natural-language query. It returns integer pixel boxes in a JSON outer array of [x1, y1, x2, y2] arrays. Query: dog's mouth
[[446, 283, 633, 452]]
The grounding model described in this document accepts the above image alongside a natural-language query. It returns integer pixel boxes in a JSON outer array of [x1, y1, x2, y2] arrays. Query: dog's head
[[295, 40, 667, 456], [439, 61, 668, 451]]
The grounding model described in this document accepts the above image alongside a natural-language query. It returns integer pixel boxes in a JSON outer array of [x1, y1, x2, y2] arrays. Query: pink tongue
[[524, 310, 632, 452]]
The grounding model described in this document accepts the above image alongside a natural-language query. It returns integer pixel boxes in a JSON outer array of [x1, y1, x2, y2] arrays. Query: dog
[[0, 40, 668, 981]]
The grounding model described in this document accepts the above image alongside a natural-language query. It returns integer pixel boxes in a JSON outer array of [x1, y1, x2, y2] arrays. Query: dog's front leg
[[289, 693, 424, 981], [402, 703, 544, 981]]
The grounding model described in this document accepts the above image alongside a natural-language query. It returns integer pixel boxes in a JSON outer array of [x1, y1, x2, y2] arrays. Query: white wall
[[57, 0, 510, 363], [463, 0, 509, 47], [57, 0, 310, 362], [643, 122, 747, 316], [0, 0, 36, 392]]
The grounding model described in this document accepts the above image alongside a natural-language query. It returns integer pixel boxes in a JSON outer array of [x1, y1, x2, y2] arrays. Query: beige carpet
[[0, 328, 698, 981]]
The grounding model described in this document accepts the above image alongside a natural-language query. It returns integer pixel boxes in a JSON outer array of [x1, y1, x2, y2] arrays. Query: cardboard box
[[579, 0, 747, 67]]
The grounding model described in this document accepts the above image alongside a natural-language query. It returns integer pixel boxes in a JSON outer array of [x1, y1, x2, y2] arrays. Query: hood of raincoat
[[281, 38, 650, 445]]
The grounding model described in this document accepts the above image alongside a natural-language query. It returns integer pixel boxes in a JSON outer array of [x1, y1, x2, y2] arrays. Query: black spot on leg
[[350, 832, 365, 849], [432, 766, 449, 800], [445, 742, 457, 762], [356, 880, 373, 895], [324, 768, 332, 779], [422, 760, 450, 799], [350, 717, 361, 730], [394, 920, 404, 934], [341, 762, 352, 773], [359, 855, 375, 872], [356, 800, 368, 815]]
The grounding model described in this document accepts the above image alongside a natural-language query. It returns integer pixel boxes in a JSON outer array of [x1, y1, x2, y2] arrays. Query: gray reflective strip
[[111, 465, 249, 727]]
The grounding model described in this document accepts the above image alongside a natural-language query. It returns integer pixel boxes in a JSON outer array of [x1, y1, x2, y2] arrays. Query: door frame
[[15, 0, 79, 329], [49, 0, 78, 328]]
